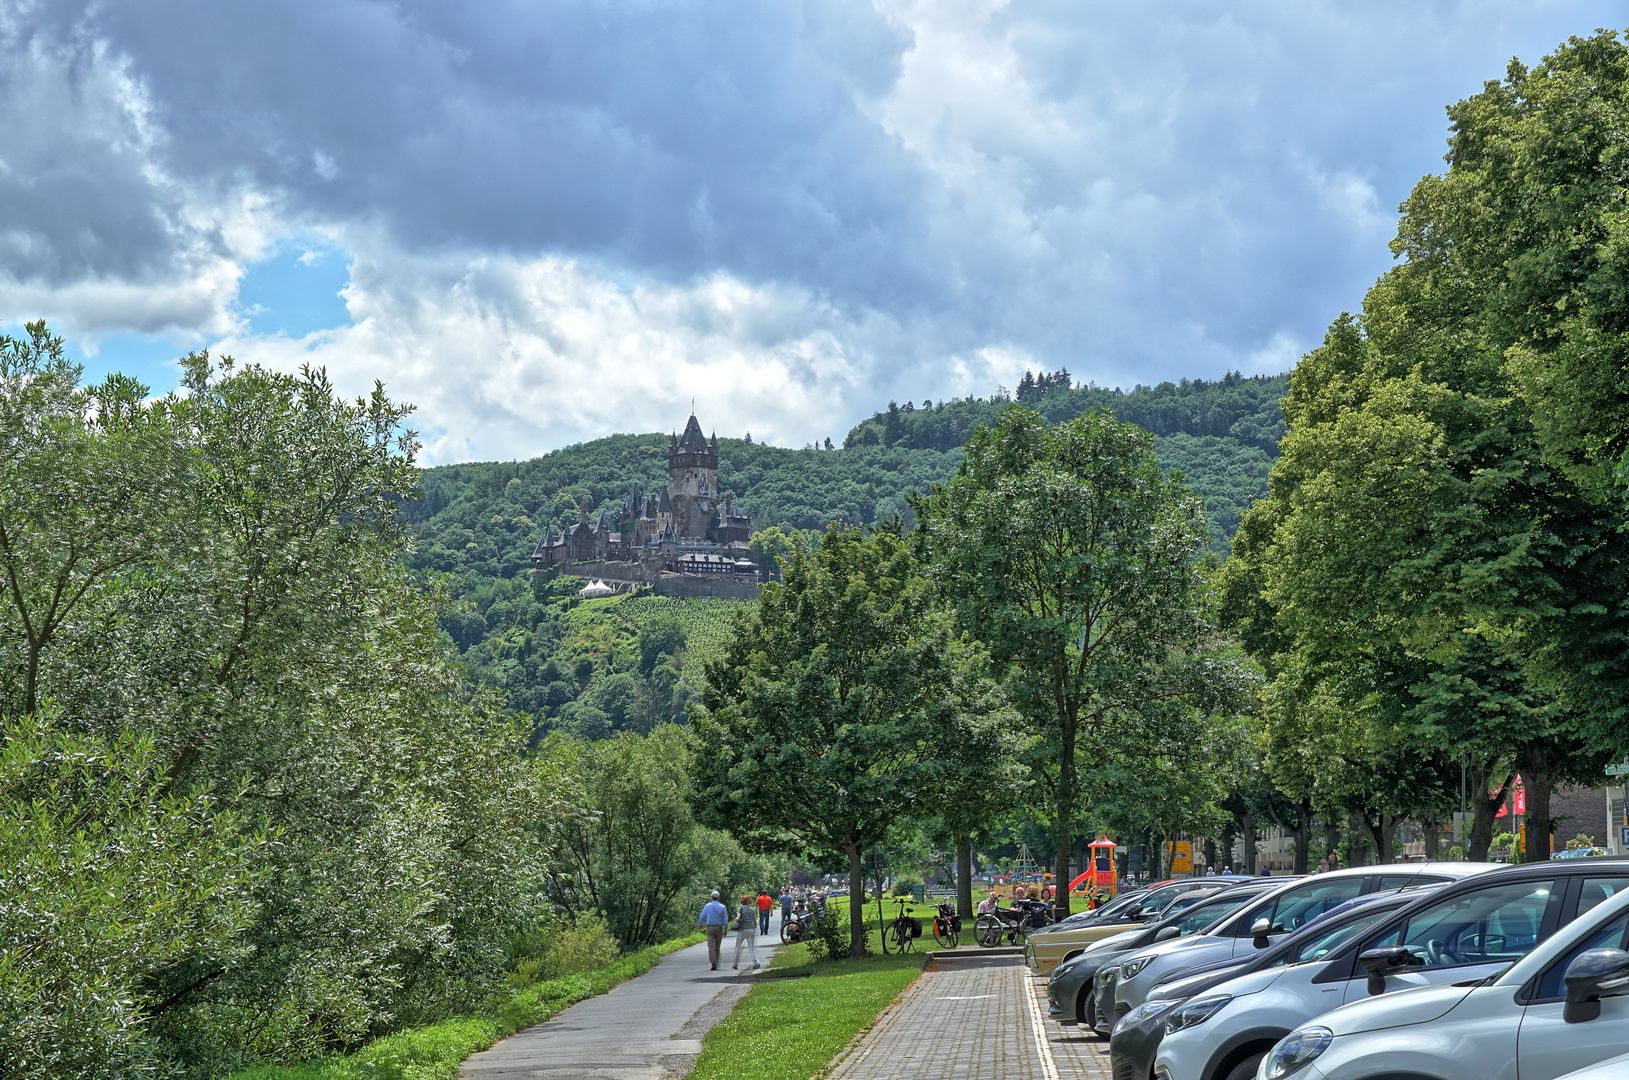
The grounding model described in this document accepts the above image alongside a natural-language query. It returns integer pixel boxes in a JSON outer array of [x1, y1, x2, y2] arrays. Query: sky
[[1, 1, 1622, 463]]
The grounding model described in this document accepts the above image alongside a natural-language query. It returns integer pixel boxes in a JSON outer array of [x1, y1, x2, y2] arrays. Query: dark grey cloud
[[0, 0, 1623, 446]]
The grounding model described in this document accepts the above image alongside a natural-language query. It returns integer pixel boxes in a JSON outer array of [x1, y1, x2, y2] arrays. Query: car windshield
[[1365, 878, 1557, 969], [1091, 893, 1147, 920], [1272, 909, 1394, 967], [1172, 893, 1257, 935]]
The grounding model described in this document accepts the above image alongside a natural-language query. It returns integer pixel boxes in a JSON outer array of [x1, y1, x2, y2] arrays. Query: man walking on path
[[699, 890, 729, 970], [779, 886, 792, 929], [757, 889, 773, 935], [733, 894, 762, 971]]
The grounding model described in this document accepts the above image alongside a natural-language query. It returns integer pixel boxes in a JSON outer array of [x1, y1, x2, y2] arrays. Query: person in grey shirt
[[698, 891, 729, 970], [733, 894, 761, 971]]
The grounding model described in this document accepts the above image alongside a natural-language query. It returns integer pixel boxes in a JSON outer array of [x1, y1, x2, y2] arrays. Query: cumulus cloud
[[215, 241, 912, 463], [0, 0, 1620, 459]]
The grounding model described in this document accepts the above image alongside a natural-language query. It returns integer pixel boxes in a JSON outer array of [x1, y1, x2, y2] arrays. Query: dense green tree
[[544, 726, 729, 948], [690, 525, 1015, 956], [915, 406, 1251, 914], [0, 332, 554, 1071]]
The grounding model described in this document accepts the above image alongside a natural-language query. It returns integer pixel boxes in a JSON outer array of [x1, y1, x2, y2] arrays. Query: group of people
[[696, 885, 830, 971]]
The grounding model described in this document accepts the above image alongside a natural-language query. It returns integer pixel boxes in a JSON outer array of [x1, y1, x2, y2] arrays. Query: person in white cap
[[698, 890, 729, 970]]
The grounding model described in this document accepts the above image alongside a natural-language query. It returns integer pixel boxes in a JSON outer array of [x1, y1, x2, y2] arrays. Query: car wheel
[[1076, 987, 1092, 1028], [1223, 1053, 1264, 1080]]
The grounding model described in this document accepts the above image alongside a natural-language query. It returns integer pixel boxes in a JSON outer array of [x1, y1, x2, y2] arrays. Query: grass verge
[[687, 945, 921, 1080], [228, 932, 704, 1080]]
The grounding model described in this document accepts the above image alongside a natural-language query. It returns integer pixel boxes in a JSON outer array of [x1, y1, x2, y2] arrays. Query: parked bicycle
[[975, 898, 1051, 947], [878, 897, 921, 955], [931, 902, 961, 948], [780, 896, 827, 944]]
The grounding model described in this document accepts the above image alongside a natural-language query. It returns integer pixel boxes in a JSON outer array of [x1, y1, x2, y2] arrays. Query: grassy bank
[[229, 932, 704, 1080], [686, 938, 921, 1080]]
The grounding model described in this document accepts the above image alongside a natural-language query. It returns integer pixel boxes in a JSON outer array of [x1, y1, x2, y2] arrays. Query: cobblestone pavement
[[824, 954, 1109, 1080]]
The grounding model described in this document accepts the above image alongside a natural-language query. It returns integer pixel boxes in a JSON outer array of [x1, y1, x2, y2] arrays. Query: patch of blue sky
[[0, 322, 192, 397], [236, 234, 353, 339]]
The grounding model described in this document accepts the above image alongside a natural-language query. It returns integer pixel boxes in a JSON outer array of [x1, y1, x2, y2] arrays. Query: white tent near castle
[[577, 579, 615, 599]]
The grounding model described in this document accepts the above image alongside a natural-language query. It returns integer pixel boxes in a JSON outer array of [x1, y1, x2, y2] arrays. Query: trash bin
[[912, 884, 925, 904]]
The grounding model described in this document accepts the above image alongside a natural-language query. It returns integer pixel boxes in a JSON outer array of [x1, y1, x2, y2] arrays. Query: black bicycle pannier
[[908, 917, 922, 938]]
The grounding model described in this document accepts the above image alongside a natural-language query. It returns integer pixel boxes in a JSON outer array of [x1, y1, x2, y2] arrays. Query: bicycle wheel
[[936, 920, 959, 949], [895, 921, 914, 953], [881, 919, 896, 954], [780, 918, 794, 944], [975, 914, 1002, 948]]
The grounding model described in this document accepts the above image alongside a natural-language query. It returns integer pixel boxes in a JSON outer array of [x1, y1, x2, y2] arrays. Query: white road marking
[[1023, 974, 1061, 1080]]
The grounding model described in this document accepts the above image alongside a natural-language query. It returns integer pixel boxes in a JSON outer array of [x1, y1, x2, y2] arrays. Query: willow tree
[[914, 407, 1227, 917], [689, 525, 1015, 956]]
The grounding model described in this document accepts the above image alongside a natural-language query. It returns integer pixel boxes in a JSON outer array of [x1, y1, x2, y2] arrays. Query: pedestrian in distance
[[733, 894, 761, 971], [757, 889, 773, 935], [779, 886, 792, 926], [699, 890, 729, 970]]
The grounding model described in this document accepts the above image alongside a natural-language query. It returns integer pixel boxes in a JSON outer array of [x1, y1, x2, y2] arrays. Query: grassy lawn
[[687, 944, 921, 1080]]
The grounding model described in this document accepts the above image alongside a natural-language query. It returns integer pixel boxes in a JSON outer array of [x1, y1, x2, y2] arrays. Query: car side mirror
[[1563, 948, 1629, 1023], [1155, 925, 1181, 941], [1251, 917, 1274, 949], [1359, 946, 1424, 995]]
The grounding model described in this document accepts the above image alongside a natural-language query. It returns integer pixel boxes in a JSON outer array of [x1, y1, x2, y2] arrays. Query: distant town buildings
[[529, 413, 759, 579]]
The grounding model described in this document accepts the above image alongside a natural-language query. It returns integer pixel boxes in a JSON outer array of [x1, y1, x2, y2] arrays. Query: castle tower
[[668, 414, 718, 539]]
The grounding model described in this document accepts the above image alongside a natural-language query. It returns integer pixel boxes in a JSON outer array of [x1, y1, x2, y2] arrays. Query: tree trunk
[[1322, 818, 1341, 867], [1468, 761, 1513, 863], [1520, 743, 1555, 864], [1220, 823, 1236, 874], [957, 835, 974, 919], [1055, 715, 1076, 918], [848, 846, 866, 958], [1422, 812, 1440, 860], [1203, 837, 1218, 873], [1291, 799, 1312, 875], [1241, 813, 1258, 875]]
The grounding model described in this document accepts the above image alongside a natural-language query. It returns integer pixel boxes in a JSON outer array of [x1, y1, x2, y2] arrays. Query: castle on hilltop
[[529, 414, 758, 579]]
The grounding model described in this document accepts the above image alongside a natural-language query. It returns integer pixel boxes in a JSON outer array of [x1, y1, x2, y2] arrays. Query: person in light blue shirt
[[699, 891, 729, 970]]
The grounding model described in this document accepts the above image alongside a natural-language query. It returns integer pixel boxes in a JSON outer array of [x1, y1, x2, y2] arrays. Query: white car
[[1154, 862, 1629, 1080], [1256, 878, 1629, 1080], [1112, 864, 1496, 1023], [1554, 1051, 1629, 1080]]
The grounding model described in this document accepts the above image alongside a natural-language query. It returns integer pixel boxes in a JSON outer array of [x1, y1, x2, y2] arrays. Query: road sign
[[1606, 761, 1629, 777], [1621, 826, 1629, 850]]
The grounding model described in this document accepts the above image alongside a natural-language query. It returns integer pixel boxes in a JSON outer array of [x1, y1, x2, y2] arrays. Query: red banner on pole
[[1494, 775, 1526, 818]]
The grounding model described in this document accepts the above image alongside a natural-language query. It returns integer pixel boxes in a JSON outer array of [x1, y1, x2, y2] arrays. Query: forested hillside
[[411, 371, 1288, 740]]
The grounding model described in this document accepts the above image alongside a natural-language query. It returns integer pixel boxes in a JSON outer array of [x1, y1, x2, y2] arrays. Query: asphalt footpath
[[460, 933, 779, 1080]]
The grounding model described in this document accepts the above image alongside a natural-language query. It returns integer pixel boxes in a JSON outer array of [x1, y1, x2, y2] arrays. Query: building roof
[[658, 490, 671, 513], [678, 413, 708, 450]]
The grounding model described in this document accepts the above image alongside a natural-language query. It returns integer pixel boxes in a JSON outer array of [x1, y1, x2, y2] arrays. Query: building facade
[[530, 413, 758, 577]]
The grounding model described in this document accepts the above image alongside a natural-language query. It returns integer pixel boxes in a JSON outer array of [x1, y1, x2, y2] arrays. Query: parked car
[[1110, 890, 1432, 1080], [1554, 1050, 1629, 1080], [1025, 879, 1230, 975], [1048, 880, 1284, 1029], [1102, 863, 1498, 1030], [1257, 868, 1629, 1080]]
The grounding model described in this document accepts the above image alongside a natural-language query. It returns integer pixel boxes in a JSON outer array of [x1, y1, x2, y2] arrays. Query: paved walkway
[[461, 934, 779, 1080], [825, 953, 1109, 1080]]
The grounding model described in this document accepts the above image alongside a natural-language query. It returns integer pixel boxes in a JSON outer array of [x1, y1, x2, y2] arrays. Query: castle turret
[[668, 414, 718, 539]]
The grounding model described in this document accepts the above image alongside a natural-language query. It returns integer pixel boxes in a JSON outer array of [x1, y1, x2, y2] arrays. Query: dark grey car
[[1046, 880, 1279, 1029]]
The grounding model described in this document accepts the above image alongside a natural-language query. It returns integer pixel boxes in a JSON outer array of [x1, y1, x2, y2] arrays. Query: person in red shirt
[[756, 890, 773, 935]]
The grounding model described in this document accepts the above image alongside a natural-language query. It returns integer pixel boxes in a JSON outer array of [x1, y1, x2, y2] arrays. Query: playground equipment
[[1068, 837, 1119, 906]]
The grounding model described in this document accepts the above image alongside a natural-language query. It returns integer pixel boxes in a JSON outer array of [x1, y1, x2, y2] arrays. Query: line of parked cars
[[1028, 857, 1629, 1080]]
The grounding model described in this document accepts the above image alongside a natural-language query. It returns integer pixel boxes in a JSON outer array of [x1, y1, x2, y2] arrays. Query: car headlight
[[1097, 966, 1117, 986], [1120, 954, 1156, 980], [1162, 995, 1231, 1035], [1263, 1027, 1333, 1080], [1115, 999, 1178, 1035]]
